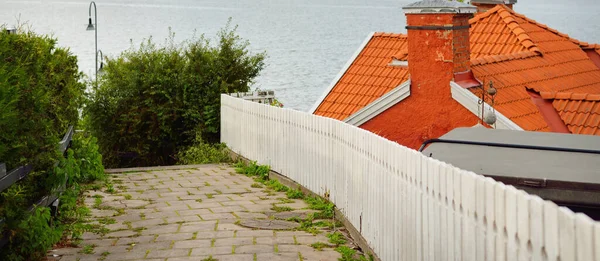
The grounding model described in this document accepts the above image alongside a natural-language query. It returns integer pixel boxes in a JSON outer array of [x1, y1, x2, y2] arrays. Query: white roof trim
[[450, 81, 523, 130], [309, 32, 375, 114], [344, 80, 411, 126]]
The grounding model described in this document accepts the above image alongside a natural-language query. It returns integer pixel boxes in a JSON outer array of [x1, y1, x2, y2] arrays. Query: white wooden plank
[[529, 197, 544, 261], [495, 182, 507, 261], [543, 201, 559, 261], [575, 213, 595, 261], [484, 178, 496, 261], [505, 186, 518, 261], [461, 171, 476, 261], [475, 175, 486, 261], [439, 162, 448, 261], [447, 164, 455, 261], [595, 222, 600, 261], [432, 160, 441, 260], [453, 167, 462, 261], [517, 190, 531, 261]]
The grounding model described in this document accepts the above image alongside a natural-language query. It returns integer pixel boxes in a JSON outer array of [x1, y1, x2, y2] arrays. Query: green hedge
[[85, 22, 266, 168], [0, 27, 100, 260], [0, 26, 84, 228], [0, 133, 106, 261], [0, 28, 85, 172]]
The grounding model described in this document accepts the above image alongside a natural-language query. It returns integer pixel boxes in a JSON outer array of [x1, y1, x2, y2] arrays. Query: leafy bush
[[70, 134, 105, 183], [176, 132, 230, 165], [0, 26, 85, 172], [55, 133, 104, 243], [0, 25, 85, 223], [1, 207, 62, 261], [85, 20, 266, 168], [0, 25, 107, 260], [0, 133, 106, 260]]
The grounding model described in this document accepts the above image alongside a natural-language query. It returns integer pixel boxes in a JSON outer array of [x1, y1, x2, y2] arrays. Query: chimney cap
[[403, 0, 477, 14], [471, 0, 517, 4]]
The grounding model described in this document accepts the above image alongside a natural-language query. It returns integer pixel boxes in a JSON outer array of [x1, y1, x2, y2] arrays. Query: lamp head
[[97, 63, 105, 76], [6, 26, 17, 34], [86, 18, 95, 31]]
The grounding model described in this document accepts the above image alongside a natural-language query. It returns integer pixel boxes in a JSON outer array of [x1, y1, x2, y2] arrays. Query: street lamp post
[[96, 50, 104, 75], [86, 1, 98, 87]]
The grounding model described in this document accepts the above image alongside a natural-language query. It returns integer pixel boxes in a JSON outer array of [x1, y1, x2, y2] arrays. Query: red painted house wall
[[359, 88, 481, 150], [360, 12, 482, 150]]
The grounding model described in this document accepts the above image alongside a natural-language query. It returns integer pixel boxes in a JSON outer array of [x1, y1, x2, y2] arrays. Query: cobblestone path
[[50, 164, 346, 261]]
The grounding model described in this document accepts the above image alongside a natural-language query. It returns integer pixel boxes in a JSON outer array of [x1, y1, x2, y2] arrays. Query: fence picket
[[544, 201, 559, 261], [575, 214, 595, 261], [595, 222, 600, 261], [558, 207, 576, 261], [505, 186, 518, 261], [530, 197, 544, 261]]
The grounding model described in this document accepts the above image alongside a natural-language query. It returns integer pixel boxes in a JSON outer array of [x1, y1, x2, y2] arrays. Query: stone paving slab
[[50, 164, 347, 261]]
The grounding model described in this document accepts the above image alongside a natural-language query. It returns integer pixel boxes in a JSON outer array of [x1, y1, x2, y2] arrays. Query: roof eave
[[450, 81, 523, 130], [344, 80, 411, 126], [309, 32, 375, 114]]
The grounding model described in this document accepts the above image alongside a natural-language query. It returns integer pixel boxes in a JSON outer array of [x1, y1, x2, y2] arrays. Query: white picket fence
[[220, 94, 600, 261]]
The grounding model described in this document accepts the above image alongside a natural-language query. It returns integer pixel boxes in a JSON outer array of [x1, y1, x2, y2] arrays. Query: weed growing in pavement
[[305, 196, 334, 219], [97, 217, 116, 225], [327, 231, 347, 245], [317, 220, 343, 229], [105, 183, 116, 194], [234, 161, 269, 181], [80, 244, 97, 254], [270, 205, 293, 212], [265, 179, 288, 192], [335, 246, 374, 261], [99, 251, 111, 261], [232, 161, 353, 244], [277, 198, 294, 204], [93, 197, 103, 209], [286, 187, 304, 199], [310, 242, 329, 251]]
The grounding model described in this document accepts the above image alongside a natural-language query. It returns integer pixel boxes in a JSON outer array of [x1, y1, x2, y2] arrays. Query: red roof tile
[[468, 6, 541, 59], [540, 92, 600, 135], [314, 34, 410, 120], [470, 5, 600, 132]]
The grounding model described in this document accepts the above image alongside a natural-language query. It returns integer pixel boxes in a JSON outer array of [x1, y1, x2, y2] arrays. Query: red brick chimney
[[471, 0, 517, 13], [403, 0, 477, 91]]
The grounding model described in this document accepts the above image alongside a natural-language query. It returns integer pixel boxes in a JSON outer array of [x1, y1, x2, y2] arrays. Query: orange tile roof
[[469, 6, 541, 59], [540, 92, 600, 135], [313, 5, 600, 135], [313, 33, 410, 120], [469, 5, 600, 132]]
